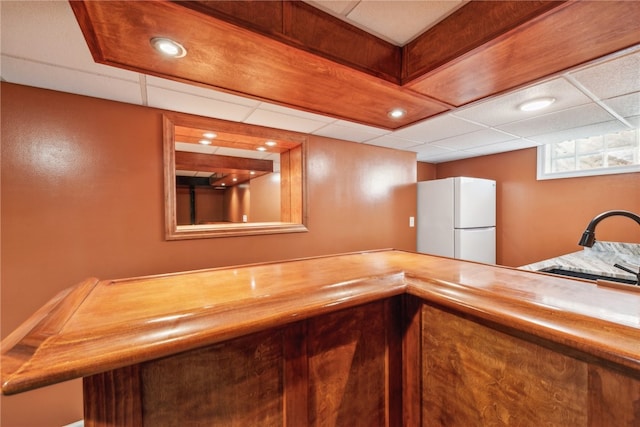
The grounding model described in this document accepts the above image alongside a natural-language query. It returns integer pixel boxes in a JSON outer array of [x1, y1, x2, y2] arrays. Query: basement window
[[537, 128, 640, 180]]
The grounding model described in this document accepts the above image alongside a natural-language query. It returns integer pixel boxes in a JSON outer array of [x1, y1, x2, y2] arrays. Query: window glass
[[537, 129, 640, 180]]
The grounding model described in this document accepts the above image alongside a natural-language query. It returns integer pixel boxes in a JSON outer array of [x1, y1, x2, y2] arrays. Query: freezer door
[[454, 177, 496, 228], [454, 227, 496, 264]]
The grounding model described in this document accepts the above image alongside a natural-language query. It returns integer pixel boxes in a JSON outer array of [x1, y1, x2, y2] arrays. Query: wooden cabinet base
[[83, 296, 640, 426], [83, 299, 402, 427]]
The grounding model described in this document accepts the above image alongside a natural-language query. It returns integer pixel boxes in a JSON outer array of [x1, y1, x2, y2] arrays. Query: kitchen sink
[[541, 268, 638, 285]]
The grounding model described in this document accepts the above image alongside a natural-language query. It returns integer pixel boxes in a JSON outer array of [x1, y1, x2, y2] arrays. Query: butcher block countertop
[[2, 250, 639, 395]]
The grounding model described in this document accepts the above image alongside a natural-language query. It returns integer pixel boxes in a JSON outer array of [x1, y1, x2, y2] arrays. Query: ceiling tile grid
[[1, 1, 638, 164]]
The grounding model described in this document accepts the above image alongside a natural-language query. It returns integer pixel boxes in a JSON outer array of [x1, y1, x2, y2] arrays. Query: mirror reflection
[[163, 113, 307, 239]]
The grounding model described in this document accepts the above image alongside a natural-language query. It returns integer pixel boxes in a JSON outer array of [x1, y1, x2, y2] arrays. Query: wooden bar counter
[[2, 250, 639, 426]]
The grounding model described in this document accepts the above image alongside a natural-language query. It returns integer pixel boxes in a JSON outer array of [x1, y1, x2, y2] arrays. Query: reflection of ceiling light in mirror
[[150, 37, 187, 58], [198, 139, 211, 145], [518, 97, 556, 112], [388, 108, 406, 119], [232, 178, 238, 182], [203, 132, 217, 139], [257, 147, 267, 151], [265, 141, 277, 146]]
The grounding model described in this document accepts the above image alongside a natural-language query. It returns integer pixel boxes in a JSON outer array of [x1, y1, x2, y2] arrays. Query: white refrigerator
[[417, 177, 496, 264]]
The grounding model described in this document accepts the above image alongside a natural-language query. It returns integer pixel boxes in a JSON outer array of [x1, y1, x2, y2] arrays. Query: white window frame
[[537, 128, 640, 180]]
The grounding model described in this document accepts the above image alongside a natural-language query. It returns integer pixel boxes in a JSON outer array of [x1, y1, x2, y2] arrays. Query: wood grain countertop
[[2, 250, 639, 395]]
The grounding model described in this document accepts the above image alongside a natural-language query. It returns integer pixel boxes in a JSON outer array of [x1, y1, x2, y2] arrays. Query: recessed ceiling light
[[150, 37, 187, 58], [265, 140, 277, 147], [203, 132, 217, 139], [198, 139, 211, 145], [256, 146, 267, 151], [518, 97, 556, 112], [388, 108, 406, 119]]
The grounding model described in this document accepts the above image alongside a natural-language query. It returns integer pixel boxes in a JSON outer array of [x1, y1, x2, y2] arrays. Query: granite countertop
[[520, 241, 640, 284]]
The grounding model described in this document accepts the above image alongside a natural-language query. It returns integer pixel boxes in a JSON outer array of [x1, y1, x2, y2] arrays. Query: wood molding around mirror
[[163, 113, 308, 239]]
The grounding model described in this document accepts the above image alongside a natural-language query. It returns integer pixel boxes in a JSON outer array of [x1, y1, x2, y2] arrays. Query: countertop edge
[[2, 250, 639, 395]]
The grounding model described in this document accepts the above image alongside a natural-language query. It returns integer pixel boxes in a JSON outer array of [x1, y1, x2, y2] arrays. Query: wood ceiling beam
[[408, 0, 640, 107], [178, 1, 401, 83], [402, 1, 569, 83], [175, 151, 273, 174]]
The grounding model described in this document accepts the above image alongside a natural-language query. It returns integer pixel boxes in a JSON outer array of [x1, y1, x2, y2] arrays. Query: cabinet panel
[[141, 329, 284, 427], [307, 300, 397, 427], [421, 304, 588, 426]]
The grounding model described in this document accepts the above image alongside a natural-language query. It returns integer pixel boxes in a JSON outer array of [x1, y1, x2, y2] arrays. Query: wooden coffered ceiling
[[69, 0, 640, 130]]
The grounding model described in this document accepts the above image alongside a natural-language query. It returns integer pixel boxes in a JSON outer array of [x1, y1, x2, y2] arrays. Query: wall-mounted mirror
[[163, 113, 307, 239]]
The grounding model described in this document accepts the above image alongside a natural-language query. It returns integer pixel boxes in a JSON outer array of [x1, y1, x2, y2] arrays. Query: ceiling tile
[[243, 109, 329, 133], [570, 50, 640, 99], [627, 115, 640, 128], [0, 1, 133, 79], [416, 149, 471, 164], [428, 128, 518, 150], [409, 142, 457, 156], [346, 0, 463, 45], [392, 114, 485, 143], [145, 76, 261, 107], [0, 55, 143, 105], [526, 120, 629, 145], [364, 134, 425, 150], [256, 102, 336, 123], [302, 1, 359, 16], [175, 142, 219, 155], [213, 146, 273, 160], [147, 86, 255, 122], [602, 92, 640, 119], [465, 138, 540, 157], [453, 77, 593, 126], [313, 121, 389, 142], [497, 103, 617, 138]]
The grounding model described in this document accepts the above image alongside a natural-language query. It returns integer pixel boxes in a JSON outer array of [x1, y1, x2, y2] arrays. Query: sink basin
[[541, 268, 638, 285]]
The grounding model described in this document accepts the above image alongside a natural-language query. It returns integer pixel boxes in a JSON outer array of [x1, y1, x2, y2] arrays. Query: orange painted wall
[[0, 83, 417, 426], [428, 149, 640, 267]]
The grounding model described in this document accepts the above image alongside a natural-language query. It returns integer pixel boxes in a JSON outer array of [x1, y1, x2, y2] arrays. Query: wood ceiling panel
[[407, 1, 640, 107], [181, 1, 401, 82], [70, 0, 446, 130], [69, 0, 640, 130], [402, 1, 568, 82]]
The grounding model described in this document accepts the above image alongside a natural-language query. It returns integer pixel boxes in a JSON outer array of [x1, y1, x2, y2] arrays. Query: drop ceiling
[[1, 1, 638, 163]]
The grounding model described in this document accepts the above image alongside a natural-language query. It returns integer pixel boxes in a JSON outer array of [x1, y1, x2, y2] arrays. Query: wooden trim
[[174, 151, 273, 174], [178, 0, 401, 83], [163, 112, 308, 240], [401, 295, 422, 427], [283, 321, 309, 427], [402, 1, 569, 82], [83, 365, 142, 427]]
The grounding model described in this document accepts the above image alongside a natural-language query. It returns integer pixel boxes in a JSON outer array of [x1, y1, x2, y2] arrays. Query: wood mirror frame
[[163, 112, 308, 240]]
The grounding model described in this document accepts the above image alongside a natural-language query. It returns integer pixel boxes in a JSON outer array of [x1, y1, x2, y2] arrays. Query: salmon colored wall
[[427, 149, 640, 267], [0, 83, 417, 426], [417, 161, 436, 181]]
